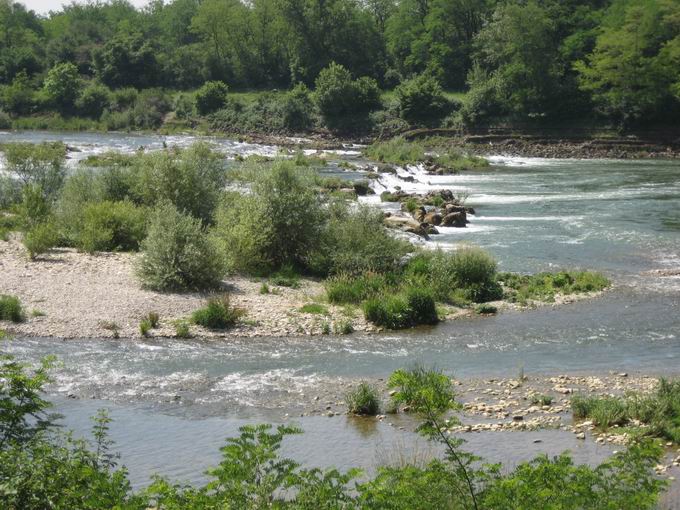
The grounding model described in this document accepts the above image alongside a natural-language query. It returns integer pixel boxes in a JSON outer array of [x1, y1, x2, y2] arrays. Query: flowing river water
[[1, 131, 680, 496]]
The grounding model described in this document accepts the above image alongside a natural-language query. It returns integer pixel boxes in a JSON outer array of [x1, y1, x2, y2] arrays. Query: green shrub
[[363, 288, 438, 329], [325, 273, 391, 304], [408, 249, 502, 304], [315, 204, 410, 276], [215, 161, 325, 274], [259, 282, 270, 294], [363, 294, 411, 329], [346, 382, 381, 415], [136, 202, 226, 291], [499, 270, 610, 304], [131, 88, 171, 128], [130, 143, 226, 223], [282, 83, 314, 131], [0, 295, 24, 322], [0, 110, 10, 129], [109, 87, 138, 111], [191, 295, 243, 329], [395, 74, 449, 124], [333, 319, 354, 335], [270, 265, 301, 288], [74, 200, 147, 253], [531, 395, 553, 406], [146, 312, 160, 328], [300, 303, 328, 315], [76, 82, 111, 118], [1, 72, 36, 115], [364, 137, 426, 165], [174, 320, 191, 338], [1, 142, 67, 199], [43, 62, 80, 111], [139, 319, 152, 336], [475, 304, 497, 315], [405, 287, 439, 325], [23, 221, 59, 259], [313, 62, 381, 127], [174, 93, 194, 119], [196, 81, 229, 115]]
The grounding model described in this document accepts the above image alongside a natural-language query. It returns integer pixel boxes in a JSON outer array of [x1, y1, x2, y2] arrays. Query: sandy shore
[[0, 237, 375, 339]]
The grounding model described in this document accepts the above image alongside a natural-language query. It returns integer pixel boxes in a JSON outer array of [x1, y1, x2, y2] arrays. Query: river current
[[1, 131, 679, 492]]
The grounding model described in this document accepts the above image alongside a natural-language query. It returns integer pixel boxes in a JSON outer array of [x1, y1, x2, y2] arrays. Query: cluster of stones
[[382, 189, 475, 239]]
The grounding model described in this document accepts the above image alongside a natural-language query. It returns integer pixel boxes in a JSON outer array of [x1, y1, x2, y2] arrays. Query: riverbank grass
[[364, 137, 488, 173], [572, 378, 680, 442], [499, 271, 610, 305], [0, 295, 25, 323], [191, 295, 244, 330], [346, 382, 381, 415]]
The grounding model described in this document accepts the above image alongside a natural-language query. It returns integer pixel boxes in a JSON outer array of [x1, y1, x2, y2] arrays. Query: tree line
[[1, 0, 679, 127]]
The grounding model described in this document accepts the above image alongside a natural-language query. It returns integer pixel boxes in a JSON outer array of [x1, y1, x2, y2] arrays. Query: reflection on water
[[52, 396, 617, 490]]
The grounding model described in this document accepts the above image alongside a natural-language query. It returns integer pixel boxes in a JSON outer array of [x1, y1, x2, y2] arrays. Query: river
[[1, 130, 679, 497]]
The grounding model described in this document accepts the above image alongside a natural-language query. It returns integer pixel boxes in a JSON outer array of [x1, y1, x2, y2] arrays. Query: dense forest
[[0, 0, 679, 132]]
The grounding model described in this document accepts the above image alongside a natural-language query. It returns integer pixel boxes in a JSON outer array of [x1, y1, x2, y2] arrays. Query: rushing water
[[2, 131, 680, 493]]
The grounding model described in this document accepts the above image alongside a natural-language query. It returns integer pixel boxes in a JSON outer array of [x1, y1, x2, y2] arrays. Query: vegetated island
[[0, 141, 610, 340]]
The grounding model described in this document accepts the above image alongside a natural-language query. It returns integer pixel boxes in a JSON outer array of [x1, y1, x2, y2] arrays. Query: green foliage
[[313, 62, 381, 128], [73, 200, 147, 253], [0, 295, 24, 323], [195, 80, 229, 115], [499, 270, 610, 305], [475, 304, 497, 315], [23, 221, 59, 259], [131, 89, 171, 129], [281, 83, 314, 131], [364, 137, 426, 165], [315, 204, 411, 276], [43, 62, 81, 111], [191, 295, 244, 329], [531, 394, 553, 406], [407, 248, 502, 304], [346, 382, 381, 415], [573, 378, 680, 443], [395, 74, 449, 124], [365, 138, 487, 173], [139, 319, 152, 336], [76, 82, 111, 118], [481, 442, 666, 510], [174, 320, 191, 338], [300, 303, 328, 315], [1, 72, 36, 116], [325, 272, 391, 304], [333, 319, 354, 335], [146, 312, 160, 328], [0, 142, 67, 200], [269, 265, 301, 288], [0, 355, 54, 447], [363, 287, 438, 329], [215, 161, 325, 274], [136, 201, 226, 292], [130, 143, 226, 223], [576, 0, 680, 124]]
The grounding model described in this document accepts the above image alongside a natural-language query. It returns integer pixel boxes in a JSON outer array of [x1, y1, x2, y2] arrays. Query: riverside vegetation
[[0, 142, 609, 333], [0, 354, 670, 509], [0, 0, 679, 136]]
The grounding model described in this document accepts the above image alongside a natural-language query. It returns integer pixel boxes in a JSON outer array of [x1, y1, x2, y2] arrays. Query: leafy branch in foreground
[[388, 366, 485, 510]]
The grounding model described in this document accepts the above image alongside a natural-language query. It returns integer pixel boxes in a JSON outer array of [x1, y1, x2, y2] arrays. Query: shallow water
[[2, 130, 680, 494]]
